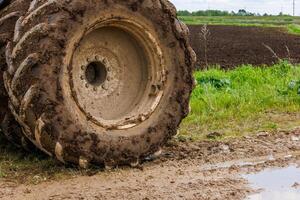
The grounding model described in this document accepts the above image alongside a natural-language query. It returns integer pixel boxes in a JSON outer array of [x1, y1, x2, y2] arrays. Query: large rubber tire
[[0, 0, 31, 143], [0, 0, 11, 10], [1, 111, 36, 150], [4, 0, 196, 167]]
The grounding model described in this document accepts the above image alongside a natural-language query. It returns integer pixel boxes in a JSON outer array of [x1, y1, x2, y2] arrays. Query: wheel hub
[[68, 19, 166, 130], [85, 61, 108, 87]]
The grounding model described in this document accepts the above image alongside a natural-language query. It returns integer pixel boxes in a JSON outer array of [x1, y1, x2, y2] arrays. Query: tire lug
[[80, 75, 84, 80], [130, 158, 140, 168], [102, 83, 108, 90], [154, 148, 162, 157], [79, 156, 89, 169], [104, 162, 114, 170], [85, 83, 89, 88], [144, 148, 162, 162], [139, 114, 146, 122], [150, 84, 158, 96]]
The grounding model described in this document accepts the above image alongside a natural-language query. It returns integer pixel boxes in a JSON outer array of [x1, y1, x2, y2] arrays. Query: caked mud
[[0, 0, 31, 124], [0, 128, 300, 200]]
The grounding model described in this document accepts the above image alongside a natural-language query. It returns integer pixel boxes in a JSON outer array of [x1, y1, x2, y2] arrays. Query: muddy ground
[[189, 25, 300, 69], [1, 128, 300, 200]]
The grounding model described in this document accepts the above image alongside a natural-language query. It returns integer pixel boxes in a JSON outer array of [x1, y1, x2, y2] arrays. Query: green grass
[[179, 61, 300, 141], [179, 16, 300, 35], [287, 24, 300, 34]]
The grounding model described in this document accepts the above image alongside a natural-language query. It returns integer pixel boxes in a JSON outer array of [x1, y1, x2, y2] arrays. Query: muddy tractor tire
[[3, 0, 195, 167], [0, 0, 11, 10], [0, 0, 31, 144]]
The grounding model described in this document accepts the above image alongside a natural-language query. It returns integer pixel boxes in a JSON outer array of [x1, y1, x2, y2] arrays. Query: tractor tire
[[0, 0, 11, 10], [4, 0, 196, 167], [0, 0, 31, 141], [1, 112, 34, 150]]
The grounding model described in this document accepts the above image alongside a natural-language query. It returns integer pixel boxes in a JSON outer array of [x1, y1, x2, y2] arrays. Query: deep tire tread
[[0, 0, 32, 145], [4, 0, 196, 167]]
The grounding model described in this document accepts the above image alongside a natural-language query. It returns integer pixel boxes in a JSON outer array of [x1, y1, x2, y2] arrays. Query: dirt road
[[1, 128, 300, 200]]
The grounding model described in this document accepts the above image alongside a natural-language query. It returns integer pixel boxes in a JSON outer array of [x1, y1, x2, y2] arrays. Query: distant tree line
[[177, 9, 291, 17]]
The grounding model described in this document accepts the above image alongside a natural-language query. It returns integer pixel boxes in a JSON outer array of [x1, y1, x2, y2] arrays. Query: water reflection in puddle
[[245, 166, 300, 200]]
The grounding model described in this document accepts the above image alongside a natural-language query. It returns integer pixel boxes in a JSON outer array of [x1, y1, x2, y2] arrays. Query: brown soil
[[189, 25, 300, 69], [1, 128, 300, 200]]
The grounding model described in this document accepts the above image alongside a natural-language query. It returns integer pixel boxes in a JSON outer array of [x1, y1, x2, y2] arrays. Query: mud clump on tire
[[2, 0, 195, 167], [0, 0, 31, 130]]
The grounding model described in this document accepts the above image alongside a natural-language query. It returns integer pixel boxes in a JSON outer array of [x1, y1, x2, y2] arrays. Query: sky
[[170, 0, 300, 16]]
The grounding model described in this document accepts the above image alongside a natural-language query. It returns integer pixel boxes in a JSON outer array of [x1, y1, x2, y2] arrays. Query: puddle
[[245, 165, 300, 200], [200, 151, 300, 171], [200, 154, 276, 171]]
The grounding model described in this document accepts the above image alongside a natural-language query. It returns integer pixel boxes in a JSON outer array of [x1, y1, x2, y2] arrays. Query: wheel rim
[[68, 19, 166, 130]]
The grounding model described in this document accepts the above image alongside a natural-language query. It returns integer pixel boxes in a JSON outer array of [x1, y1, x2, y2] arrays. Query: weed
[[199, 25, 210, 68], [263, 43, 281, 62]]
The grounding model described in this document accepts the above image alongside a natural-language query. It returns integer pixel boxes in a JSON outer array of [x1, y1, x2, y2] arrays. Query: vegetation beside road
[[179, 15, 300, 35], [179, 61, 300, 141]]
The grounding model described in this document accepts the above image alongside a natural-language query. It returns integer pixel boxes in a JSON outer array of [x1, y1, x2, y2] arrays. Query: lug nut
[[102, 83, 108, 90]]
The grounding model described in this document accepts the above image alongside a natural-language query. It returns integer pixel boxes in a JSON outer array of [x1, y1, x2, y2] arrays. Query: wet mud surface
[[189, 25, 300, 69], [1, 128, 300, 200], [246, 166, 300, 200]]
